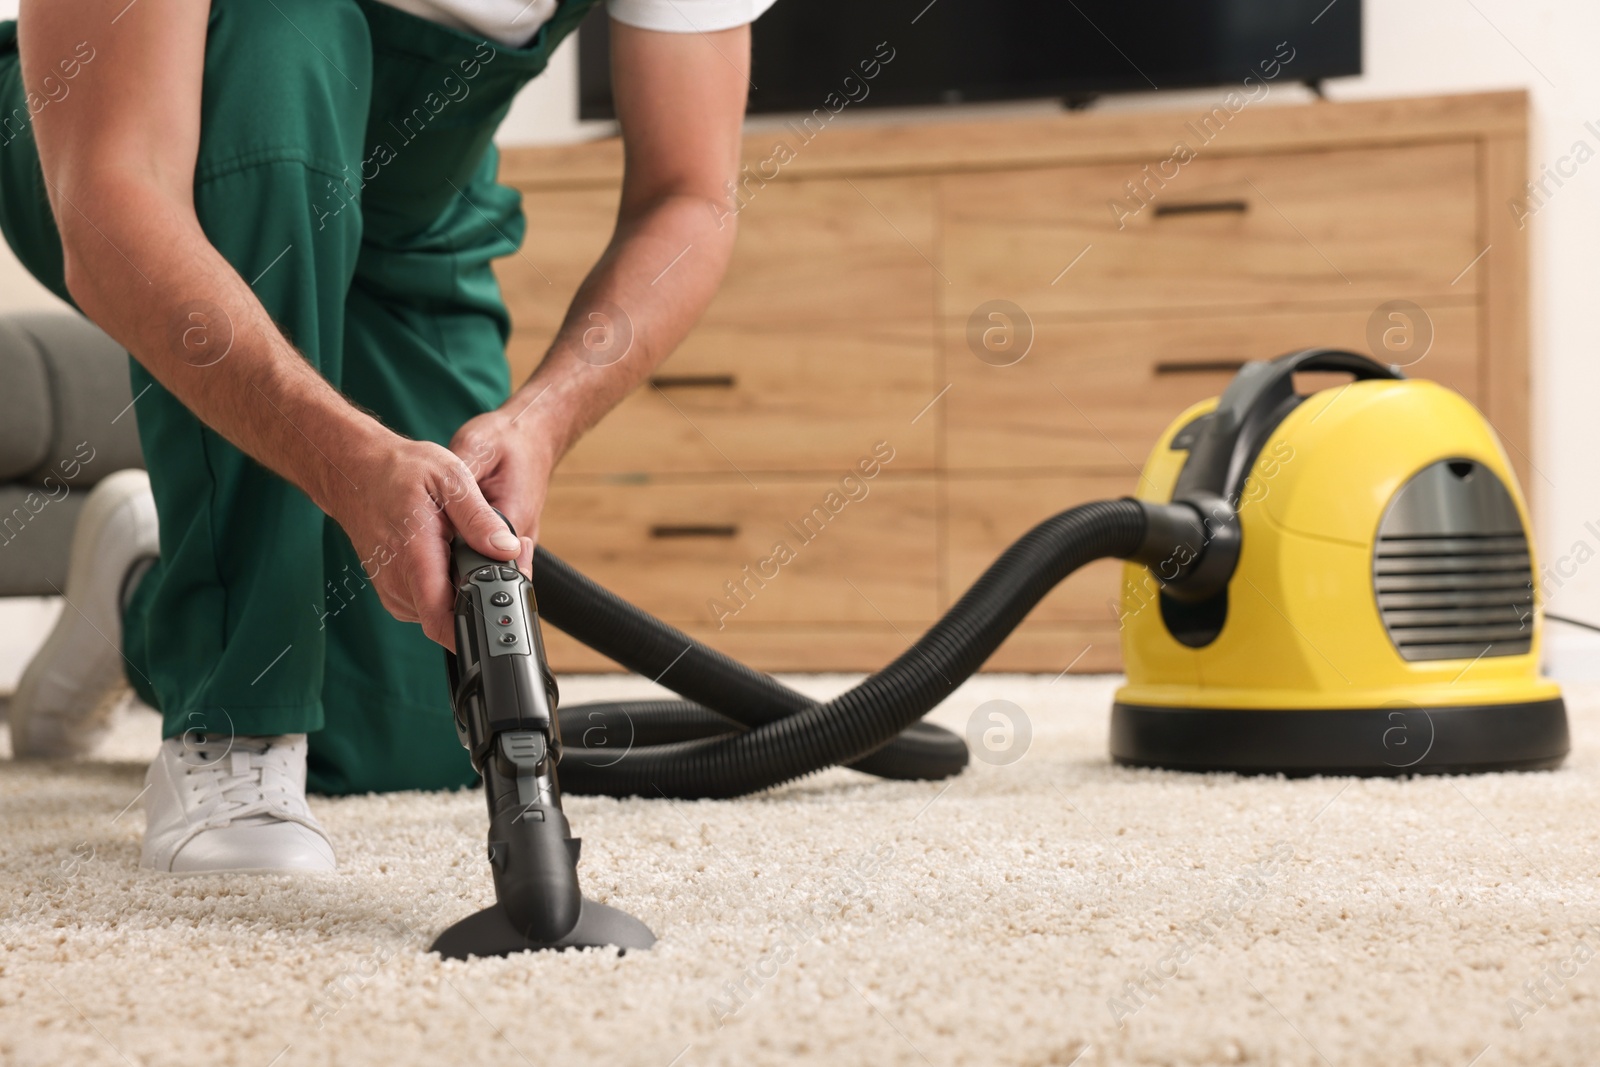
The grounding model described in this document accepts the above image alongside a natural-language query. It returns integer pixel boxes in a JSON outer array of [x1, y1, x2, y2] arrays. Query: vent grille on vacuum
[[1373, 459, 1534, 662]]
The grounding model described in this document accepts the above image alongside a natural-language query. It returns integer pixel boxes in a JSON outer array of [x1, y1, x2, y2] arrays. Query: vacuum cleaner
[[1109, 350, 1567, 774], [436, 347, 1568, 958]]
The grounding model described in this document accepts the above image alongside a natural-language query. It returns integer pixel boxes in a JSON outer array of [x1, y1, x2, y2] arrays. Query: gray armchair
[[0, 313, 146, 596]]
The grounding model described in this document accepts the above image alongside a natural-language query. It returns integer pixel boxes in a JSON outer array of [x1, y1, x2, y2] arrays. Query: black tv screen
[[578, 0, 1362, 119]]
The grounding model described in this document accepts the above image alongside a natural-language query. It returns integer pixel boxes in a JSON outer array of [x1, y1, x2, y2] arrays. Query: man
[[0, 0, 771, 872]]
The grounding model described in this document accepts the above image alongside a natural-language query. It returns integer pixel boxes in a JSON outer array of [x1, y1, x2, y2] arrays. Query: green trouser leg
[[0, 1, 375, 759], [0, 0, 597, 795]]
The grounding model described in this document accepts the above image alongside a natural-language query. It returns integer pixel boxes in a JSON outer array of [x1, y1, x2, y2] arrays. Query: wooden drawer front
[[944, 304, 1479, 471], [500, 179, 936, 388], [498, 178, 937, 375], [940, 142, 1480, 317], [542, 475, 938, 627], [945, 473, 1138, 626], [698, 176, 936, 327], [556, 320, 937, 476]]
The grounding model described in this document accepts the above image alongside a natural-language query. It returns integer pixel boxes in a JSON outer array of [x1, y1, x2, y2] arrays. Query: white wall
[[2, 1, 1598, 679]]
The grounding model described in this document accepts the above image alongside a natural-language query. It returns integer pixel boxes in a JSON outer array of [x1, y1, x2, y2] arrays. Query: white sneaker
[[10, 468, 159, 758], [140, 733, 337, 875]]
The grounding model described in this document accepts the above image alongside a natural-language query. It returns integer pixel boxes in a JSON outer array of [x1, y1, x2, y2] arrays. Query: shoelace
[[184, 736, 313, 829]]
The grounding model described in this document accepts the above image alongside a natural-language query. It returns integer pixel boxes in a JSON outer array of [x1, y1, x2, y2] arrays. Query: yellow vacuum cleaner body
[[1111, 352, 1568, 774]]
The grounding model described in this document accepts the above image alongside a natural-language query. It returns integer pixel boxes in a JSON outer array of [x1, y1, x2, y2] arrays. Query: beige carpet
[[3, 673, 1600, 1067]]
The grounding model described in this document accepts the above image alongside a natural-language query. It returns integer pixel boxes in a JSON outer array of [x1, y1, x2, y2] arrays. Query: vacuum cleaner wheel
[[1110, 698, 1569, 776]]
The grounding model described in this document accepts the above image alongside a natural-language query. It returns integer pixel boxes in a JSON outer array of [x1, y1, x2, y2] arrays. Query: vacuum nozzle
[[431, 523, 655, 959]]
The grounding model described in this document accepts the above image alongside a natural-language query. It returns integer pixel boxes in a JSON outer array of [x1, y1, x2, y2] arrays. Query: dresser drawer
[[943, 303, 1479, 471], [499, 177, 936, 382], [698, 175, 936, 327], [541, 474, 938, 628], [940, 141, 1481, 318], [945, 472, 1141, 627], [501, 178, 938, 387], [556, 319, 937, 476]]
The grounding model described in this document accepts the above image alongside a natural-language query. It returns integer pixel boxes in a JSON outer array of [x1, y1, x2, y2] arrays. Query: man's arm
[[450, 19, 750, 562], [20, 0, 519, 650]]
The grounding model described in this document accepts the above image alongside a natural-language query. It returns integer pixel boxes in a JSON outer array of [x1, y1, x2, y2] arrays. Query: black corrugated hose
[[540, 498, 1148, 798]]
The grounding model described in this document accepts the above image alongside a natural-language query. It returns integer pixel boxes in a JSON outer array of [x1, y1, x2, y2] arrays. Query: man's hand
[[327, 440, 524, 652], [449, 408, 556, 578]]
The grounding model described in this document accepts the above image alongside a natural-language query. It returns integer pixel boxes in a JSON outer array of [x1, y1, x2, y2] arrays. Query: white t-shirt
[[381, 0, 777, 48]]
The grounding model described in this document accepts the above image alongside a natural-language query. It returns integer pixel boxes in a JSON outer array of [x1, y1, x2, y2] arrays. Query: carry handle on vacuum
[[1172, 348, 1403, 508], [1277, 347, 1407, 382], [1143, 349, 1404, 602]]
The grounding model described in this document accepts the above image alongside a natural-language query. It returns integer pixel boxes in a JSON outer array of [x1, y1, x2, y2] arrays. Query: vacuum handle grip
[[451, 510, 517, 587]]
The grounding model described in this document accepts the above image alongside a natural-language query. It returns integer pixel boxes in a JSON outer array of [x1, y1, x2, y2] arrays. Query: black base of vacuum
[[431, 898, 657, 960], [1110, 697, 1569, 776]]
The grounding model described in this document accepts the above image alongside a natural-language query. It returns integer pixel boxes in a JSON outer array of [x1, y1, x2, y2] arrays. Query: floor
[[2, 673, 1599, 1067]]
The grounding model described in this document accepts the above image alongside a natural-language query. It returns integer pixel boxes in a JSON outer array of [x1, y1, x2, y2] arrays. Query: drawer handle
[[651, 374, 737, 389], [1152, 199, 1249, 218], [649, 523, 739, 539], [1153, 360, 1249, 376]]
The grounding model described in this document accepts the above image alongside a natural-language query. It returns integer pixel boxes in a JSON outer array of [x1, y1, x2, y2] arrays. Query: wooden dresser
[[495, 91, 1530, 674]]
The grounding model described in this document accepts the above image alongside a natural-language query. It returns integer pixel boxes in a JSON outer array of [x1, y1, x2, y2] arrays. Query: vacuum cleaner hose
[[536, 498, 1150, 799]]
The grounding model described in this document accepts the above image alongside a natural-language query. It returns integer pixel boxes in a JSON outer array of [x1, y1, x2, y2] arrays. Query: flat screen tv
[[577, 0, 1362, 120]]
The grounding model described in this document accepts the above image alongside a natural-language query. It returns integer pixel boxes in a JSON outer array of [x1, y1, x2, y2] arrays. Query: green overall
[[0, 0, 599, 794]]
